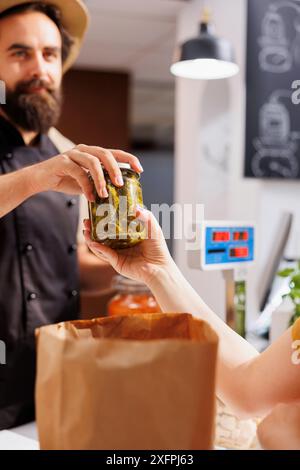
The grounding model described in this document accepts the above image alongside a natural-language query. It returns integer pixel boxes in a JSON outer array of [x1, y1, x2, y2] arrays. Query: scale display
[[187, 221, 255, 337], [204, 226, 254, 268]]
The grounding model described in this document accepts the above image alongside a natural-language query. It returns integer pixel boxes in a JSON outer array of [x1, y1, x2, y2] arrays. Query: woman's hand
[[31, 144, 143, 201], [257, 402, 300, 450], [83, 207, 175, 285]]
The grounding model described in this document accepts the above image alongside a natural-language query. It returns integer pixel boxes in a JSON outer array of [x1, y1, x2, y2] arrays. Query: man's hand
[[83, 208, 175, 286], [257, 402, 300, 450], [31, 144, 143, 200]]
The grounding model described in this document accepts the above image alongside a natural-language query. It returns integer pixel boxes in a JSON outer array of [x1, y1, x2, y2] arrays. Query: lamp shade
[[171, 22, 239, 80]]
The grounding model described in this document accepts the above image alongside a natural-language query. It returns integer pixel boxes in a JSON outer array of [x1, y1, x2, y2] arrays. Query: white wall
[[174, 0, 300, 325]]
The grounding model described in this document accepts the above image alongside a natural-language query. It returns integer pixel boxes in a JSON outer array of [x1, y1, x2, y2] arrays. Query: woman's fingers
[[135, 207, 162, 241], [83, 233, 109, 263], [83, 218, 91, 230], [83, 228, 118, 265]]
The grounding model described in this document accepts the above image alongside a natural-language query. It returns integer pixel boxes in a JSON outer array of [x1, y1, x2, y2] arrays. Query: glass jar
[[107, 275, 161, 316], [88, 163, 146, 250]]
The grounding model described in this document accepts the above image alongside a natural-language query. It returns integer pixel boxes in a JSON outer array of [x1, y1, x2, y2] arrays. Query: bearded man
[[0, 0, 143, 430]]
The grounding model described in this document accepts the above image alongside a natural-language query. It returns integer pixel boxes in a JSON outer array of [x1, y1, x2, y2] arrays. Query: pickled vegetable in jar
[[108, 275, 161, 316], [88, 163, 146, 250]]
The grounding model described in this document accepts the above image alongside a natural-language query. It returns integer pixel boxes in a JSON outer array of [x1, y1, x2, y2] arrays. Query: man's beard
[[2, 79, 62, 134]]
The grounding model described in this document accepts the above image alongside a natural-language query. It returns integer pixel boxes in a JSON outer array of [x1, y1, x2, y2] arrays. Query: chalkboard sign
[[245, 0, 300, 178]]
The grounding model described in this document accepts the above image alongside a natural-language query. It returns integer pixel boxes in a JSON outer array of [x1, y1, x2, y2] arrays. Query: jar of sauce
[[108, 275, 161, 316]]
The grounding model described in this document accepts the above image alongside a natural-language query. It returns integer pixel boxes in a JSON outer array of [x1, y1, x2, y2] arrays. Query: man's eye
[[44, 51, 57, 59], [13, 50, 27, 58]]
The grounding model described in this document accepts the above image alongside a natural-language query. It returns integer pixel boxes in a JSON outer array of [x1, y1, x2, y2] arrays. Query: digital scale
[[188, 221, 255, 337]]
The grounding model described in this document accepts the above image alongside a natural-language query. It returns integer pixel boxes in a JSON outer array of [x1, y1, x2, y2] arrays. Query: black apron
[[0, 116, 80, 429]]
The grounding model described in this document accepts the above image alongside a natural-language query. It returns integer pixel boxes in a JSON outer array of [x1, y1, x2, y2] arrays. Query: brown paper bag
[[36, 313, 218, 450]]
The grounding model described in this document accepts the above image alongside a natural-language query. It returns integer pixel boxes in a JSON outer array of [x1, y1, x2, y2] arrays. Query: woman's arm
[[257, 402, 300, 449], [147, 265, 300, 418], [83, 210, 300, 418]]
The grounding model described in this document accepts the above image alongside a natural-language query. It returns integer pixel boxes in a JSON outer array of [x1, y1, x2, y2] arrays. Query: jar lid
[[118, 163, 131, 170], [111, 275, 151, 294], [101, 163, 132, 171]]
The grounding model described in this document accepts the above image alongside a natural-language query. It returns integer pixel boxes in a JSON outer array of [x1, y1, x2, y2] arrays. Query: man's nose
[[28, 51, 48, 80]]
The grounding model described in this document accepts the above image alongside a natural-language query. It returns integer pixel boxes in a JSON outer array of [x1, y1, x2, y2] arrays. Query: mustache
[[15, 78, 56, 95]]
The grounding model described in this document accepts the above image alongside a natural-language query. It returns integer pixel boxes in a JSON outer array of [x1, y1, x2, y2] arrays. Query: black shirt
[[0, 116, 80, 429]]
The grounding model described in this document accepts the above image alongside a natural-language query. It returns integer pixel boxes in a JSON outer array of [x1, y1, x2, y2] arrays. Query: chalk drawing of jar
[[258, 9, 293, 73], [251, 93, 299, 178], [292, 14, 300, 65]]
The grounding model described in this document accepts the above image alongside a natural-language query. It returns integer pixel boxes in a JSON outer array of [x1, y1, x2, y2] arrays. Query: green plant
[[278, 262, 300, 326]]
